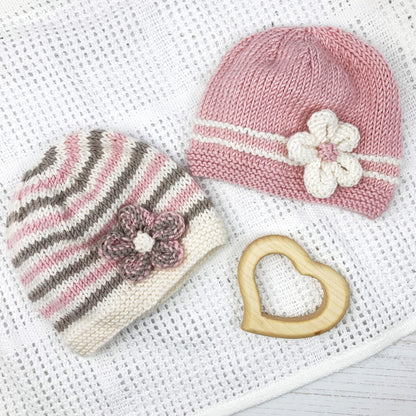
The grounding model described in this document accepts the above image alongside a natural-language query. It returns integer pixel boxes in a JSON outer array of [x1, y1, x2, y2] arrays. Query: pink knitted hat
[[187, 27, 402, 218], [6, 130, 226, 355]]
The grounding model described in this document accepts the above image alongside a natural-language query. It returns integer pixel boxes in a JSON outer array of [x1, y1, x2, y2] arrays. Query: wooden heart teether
[[238, 235, 349, 338]]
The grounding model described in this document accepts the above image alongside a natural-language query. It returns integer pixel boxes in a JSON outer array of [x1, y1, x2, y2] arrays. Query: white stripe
[[23, 246, 93, 295], [195, 119, 402, 167], [32, 254, 107, 315], [141, 158, 178, 204], [192, 134, 399, 185], [192, 134, 297, 166], [195, 118, 288, 144], [362, 171, 399, 185], [356, 153, 401, 166], [155, 174, 193, 212], [50, 266, 119, 326], [17, 131, 92, 207], [21, 133, 72, 187]]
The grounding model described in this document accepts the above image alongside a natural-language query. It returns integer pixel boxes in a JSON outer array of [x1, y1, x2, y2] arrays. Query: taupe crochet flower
[[100, 205, 186, 282]]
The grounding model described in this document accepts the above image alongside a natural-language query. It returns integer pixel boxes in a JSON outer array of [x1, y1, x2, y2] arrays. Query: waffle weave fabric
[[0, 0, 416, 415], [187, 26, 402, 218], [5, 130, 226, 355]]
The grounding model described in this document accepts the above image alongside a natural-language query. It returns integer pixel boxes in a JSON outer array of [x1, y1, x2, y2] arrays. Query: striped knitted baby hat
[[187, 27, 402, 218], [6, 130, 226, 355]]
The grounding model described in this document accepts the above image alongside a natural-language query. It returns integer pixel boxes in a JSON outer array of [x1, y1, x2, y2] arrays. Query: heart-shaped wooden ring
[[238, 235, 350, 338]]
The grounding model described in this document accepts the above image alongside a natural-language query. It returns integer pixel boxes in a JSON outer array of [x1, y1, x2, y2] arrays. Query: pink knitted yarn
[[318, 143, 338, 162], [187, 27, 402, 218]]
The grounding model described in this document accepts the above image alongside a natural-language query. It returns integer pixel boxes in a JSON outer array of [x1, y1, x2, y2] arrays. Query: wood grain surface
[[238, 235, 349, 339], [237, 333, 416, 415]]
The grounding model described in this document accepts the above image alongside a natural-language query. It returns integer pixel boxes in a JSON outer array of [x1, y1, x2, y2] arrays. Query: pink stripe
[[7, 211, 62, 251], [14, 133, 82, 202], [359, 160, 400, 177], [163, 180, 201, 213], [188, 141, 395, 219], [7, 132, 126, 250], [20, 232, 110, 287], [124, 153, 168, 205], [39, 260, 117, 319], [20, 152, 168, 287], [62, 132, 127, 220]]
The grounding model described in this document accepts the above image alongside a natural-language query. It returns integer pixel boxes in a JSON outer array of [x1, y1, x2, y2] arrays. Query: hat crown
[[252, 29, 357, 136]]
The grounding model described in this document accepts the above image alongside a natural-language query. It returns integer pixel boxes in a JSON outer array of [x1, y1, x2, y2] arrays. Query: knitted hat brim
[[62, 210, 225, 355], [188, 138, 396, 219]]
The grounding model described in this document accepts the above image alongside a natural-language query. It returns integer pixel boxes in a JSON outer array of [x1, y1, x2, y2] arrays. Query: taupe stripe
[[12, 142, 149, 268], [28, 250, 100, 302], [182, 197, 212, 225], [7, 130, 105, 227], [142, 166, 187, 212], [54, 271, 125, 332], [23, 146, 58, 182]]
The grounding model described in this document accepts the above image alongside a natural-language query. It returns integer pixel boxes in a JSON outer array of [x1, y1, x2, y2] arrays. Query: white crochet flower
[[287, 109, 363, 199]]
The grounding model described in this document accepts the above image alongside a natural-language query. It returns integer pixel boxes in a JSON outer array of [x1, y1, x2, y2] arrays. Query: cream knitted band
[[6, 130, 226, 355], [63, 210, 223, 355]]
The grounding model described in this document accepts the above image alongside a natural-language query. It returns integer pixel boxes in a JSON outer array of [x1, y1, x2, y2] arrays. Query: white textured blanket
[[0, 1, 415, 415]]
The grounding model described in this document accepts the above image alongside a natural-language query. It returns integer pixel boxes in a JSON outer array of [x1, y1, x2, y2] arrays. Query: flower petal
[[100, 231, 135, 260], [334, 152, 363, 187], [287, 132, 319, 165], [152, 211, 186, 241], [136, 205, 156, 232], [118, 205, 140, 239], [121, 253, 153, 281], [151, 240, 184, 269], [332, 122, 360, 152], [303, 159, 338, 198], [307, 109, 338, 142]]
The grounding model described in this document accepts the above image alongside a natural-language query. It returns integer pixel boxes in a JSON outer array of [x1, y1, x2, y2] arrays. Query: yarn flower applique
[[100, 205, 186, 282], [287, 109, 363, 199]]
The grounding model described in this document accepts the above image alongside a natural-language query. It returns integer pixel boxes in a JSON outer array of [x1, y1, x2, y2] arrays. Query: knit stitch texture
[[100, 205, 186, 281], [187, 26, 403, 218], [6, 130, 226, 355]]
